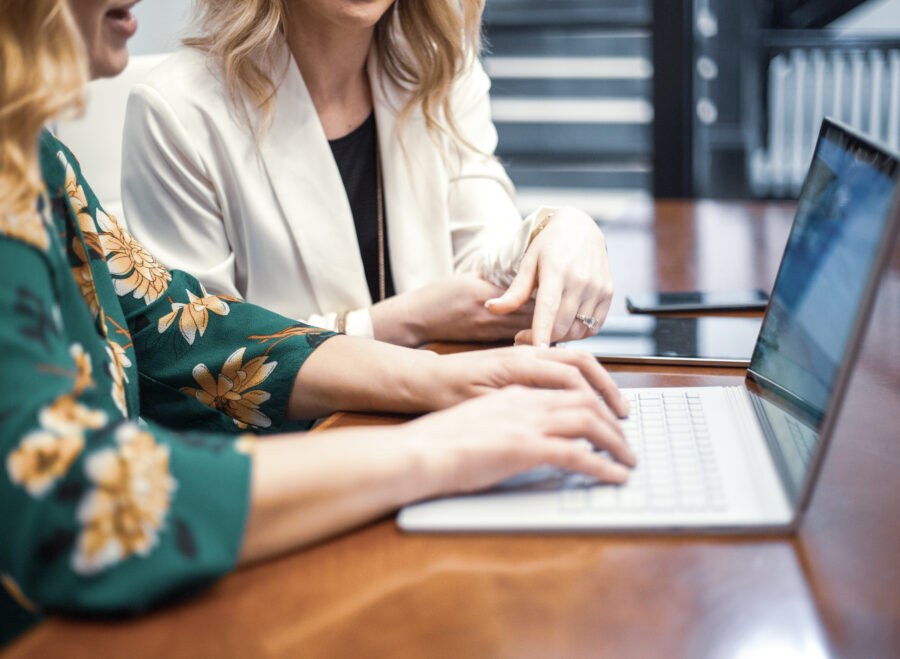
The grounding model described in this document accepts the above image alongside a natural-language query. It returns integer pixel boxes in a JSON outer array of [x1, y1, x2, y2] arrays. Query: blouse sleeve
[[55, 137, 337, 435], [0, 236, 252, 617]]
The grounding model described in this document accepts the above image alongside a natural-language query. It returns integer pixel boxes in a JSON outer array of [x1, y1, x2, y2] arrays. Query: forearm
[[286, 334, 444, 418], [238, 426, 431, 563]]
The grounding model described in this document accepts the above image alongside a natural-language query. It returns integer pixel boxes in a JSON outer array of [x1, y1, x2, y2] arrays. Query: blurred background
[[127, 0, 900, 213]]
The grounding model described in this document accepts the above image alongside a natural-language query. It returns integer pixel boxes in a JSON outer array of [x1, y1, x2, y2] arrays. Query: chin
[[90, 49, 130, 79]]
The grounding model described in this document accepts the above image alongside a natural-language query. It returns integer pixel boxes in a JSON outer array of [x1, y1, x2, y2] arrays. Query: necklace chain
[[375, 133, 385, 302]]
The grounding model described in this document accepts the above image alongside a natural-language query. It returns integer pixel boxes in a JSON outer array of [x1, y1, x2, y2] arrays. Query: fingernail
[[538, 342, 550, 349], [619, 394, 630, 416], [484, 298, 498, 308], [624, 448, 637, 467], [610, 464, 630, 481]]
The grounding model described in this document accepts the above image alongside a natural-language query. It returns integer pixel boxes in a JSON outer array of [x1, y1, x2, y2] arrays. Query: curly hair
[[184, 0, 484, 145], [0, 0, 87, 218]]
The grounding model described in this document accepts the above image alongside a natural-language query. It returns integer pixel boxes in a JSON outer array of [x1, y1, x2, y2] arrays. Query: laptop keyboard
[[560, 390, 727, 512]]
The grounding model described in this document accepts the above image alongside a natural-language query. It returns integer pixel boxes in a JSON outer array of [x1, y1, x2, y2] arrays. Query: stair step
[[484, 0, 650, 28], [504, 161, 651, 190], [496, 122, 651, 157], [486, 30, 650, 58], [491, 97, 652, 123]]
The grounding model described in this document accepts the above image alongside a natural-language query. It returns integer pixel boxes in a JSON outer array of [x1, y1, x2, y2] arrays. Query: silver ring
[[575, 313, 600, 330]]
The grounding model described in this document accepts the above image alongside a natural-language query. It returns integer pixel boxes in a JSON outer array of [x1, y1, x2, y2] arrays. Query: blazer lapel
[[254, 38, 372, 310], [368, 53, 454, 294]]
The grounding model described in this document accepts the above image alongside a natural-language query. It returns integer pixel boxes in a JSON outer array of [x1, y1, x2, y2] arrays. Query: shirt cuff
[[344, 308, 375, 339]]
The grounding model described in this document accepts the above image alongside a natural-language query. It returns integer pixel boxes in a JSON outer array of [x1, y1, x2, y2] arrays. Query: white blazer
[[121, 41, 548, 337]]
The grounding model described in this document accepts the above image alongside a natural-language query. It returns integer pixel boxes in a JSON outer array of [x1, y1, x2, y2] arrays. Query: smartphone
[[625, 289, 769, 314]]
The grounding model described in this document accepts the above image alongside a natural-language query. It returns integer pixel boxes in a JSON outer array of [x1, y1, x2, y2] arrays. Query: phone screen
[[626, 289, 769, 313]]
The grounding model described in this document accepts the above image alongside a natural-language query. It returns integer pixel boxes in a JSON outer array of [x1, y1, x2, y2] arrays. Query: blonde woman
[[0, 0, 633, 630], [121, 0, 614, 348]]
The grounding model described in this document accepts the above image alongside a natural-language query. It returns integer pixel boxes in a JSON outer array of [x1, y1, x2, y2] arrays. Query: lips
[[104, 1, 139, 38]]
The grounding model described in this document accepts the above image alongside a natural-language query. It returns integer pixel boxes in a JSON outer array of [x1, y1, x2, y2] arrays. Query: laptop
[[398, 118, 900, 533]]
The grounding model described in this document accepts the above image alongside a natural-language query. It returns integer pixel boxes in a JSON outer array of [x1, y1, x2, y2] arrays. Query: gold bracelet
[[336, 309, 350, 334], [525, 210, 557, 252]]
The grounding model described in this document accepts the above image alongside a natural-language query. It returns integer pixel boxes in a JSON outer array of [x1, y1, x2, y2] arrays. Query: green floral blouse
[[0, 131, 335, 637]]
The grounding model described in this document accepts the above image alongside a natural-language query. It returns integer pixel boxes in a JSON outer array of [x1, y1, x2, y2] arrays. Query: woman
[[0, 0, 633, 633], [121, 0, 613, 348]]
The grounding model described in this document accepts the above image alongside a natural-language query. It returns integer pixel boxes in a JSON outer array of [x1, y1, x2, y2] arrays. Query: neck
[[283, 6, 375, 139]]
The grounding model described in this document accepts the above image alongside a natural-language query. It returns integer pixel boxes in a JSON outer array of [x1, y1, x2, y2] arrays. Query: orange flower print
[[105, 340, 132, 418], [157, 287, 230, 345], [72, 424, 177, 575], [0, 208, 49, 251], [38, 394, 106, 437], [181, 347, 276, 429], [95, 209, 171, 305], [71, 263, 99, 317], [69, 343, 95, 396], [6, 431, 85, 497], [60, 154, 88, 214]]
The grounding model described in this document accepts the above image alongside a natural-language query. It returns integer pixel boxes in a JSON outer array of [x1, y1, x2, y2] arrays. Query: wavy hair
[[0, 0, 87, 218], [184, 0, 485, 146]]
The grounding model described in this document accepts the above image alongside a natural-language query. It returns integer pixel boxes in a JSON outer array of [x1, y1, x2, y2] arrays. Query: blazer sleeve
[[121, 83, 242, 300], [444, 59, 555, 288], [0, 236, 252, 617]]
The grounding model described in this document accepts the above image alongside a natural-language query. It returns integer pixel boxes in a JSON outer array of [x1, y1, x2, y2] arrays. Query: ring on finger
[[575, 313, 600, 330]]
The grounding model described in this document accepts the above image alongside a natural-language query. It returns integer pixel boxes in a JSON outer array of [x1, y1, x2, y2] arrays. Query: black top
[[328, 111, 396, 303]]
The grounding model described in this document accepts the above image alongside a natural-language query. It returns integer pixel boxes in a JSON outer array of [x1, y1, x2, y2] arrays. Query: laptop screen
[[747, 120, 898, 495]]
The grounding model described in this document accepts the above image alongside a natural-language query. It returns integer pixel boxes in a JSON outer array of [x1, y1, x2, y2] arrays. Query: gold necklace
[[375, 132, 385, 301]]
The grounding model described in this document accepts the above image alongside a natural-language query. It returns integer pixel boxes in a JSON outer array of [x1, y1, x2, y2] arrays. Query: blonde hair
[[184, 0, 485, 146], [0, 0, 86, 218]]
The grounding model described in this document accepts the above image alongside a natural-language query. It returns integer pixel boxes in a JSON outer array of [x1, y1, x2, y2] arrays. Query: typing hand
[[402, 385, 636, 497]]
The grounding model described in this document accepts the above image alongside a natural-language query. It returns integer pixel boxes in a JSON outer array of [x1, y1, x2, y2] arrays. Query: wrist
[[398, 422, 452, 500], [370, 294, 429, 347]]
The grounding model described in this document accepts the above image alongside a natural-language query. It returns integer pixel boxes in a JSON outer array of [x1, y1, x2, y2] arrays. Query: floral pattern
[[1, 132, 334, 620], [61, 156, 88, 215], [96, 209, 171, 305], [158, 286, 230, 345], [67, 343, 95, 396], [39, 394, 106, 437], [181, 347, 276, 429], [6, 431, 85, 498], [105, 340, 132, 418], [1, 574, 37, 613], [73, 424, 177, 575]]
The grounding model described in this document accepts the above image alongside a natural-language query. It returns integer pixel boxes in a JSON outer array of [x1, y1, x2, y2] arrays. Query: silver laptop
[[398, 118, 900, 533]]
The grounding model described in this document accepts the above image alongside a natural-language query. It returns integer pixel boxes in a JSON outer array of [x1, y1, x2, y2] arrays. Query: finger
[[505, 359, 597, 396], [535, 347, 630, 418], [513, 328, 532, 346], [556, 312, 592, 343], [530, 269, 565, 348], [512, 382, 626, 448], [533, 385, 626, 444], [540, 406, 635, 467], [484, 256, 538, 315], [536, 437, 631, 483], [546, 289, 586, 344]]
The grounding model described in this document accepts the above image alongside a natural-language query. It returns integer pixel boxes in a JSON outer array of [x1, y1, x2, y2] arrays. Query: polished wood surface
[[5, 201, 898, 658]]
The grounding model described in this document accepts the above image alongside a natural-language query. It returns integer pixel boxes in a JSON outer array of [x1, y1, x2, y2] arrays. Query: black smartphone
[[625, 289, 770, 314]]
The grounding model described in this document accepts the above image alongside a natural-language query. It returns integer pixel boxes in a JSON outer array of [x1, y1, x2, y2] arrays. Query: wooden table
[[5, 201, 899, 658]]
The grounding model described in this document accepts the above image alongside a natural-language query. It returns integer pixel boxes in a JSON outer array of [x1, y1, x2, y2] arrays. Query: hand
[[369, 273, 534, 346], [485, 207, 613, 347], [430, 345, 630, 420], [403, 385, 636, 497]]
